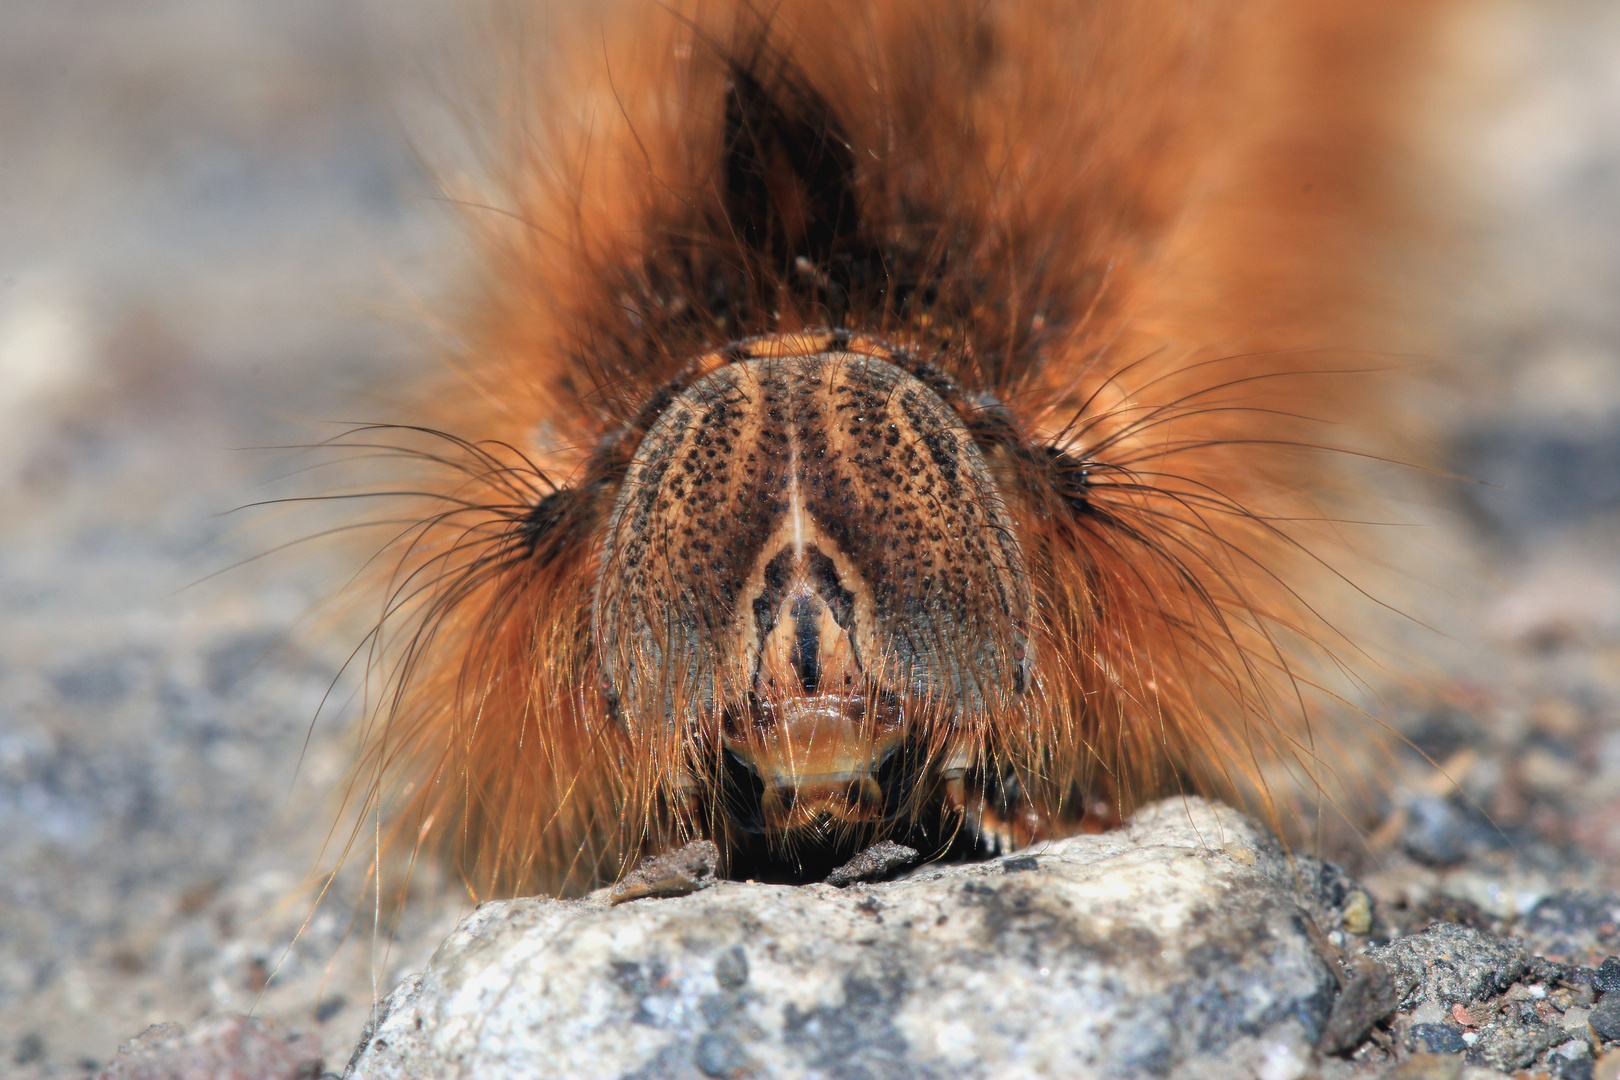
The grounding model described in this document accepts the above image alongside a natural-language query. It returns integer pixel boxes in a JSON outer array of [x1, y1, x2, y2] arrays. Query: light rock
[[346, 798, 1343, 1080]]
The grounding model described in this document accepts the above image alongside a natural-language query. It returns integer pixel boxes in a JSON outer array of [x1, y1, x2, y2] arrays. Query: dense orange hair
[[334, 0, 1449, 897]]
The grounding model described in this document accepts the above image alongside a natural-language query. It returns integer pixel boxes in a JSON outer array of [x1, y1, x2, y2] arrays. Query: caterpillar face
[[594, 333, 1033, 850]]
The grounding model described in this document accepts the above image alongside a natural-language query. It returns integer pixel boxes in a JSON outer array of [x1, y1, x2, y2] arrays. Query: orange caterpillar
[[343, 0, 1446, 897]]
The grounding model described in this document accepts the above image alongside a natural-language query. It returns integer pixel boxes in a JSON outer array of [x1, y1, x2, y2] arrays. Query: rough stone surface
[[98, 1014, 323, 1080], [1467, 999, 1561, 1071], [347, 799, 1340, 1080], [1370, 923, 1531, 1011]]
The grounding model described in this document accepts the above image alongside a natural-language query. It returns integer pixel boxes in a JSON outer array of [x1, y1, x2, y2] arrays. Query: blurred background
[[2, 0, 1620, 1074]]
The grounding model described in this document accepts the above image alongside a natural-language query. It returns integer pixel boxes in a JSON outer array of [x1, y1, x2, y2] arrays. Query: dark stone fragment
[[204, 631, 280, 695], [714, 946, 749, 990], [610, 840, 721, 903], [14, 1032, 45, 1065], [313, 995, 346, 1023], [1590, 991, 1620, 1043], [1001, 855, 1039, 873], [1560, 1057, 1597, 1080], [1527, 893, 1619, 932], [1410, 1023, 1467, 1055], [1402, 796, 1466, 866], [694, 1032, 747, 1078], [1402, 795, 1504, 868], [1532, 956, 1598, 989], [1595, 956, 1620, 992], [1300, 856, 1353, 909], [1452, 424, 1620, 538], [1319, 955, 1399, 1054], [824, 841, 919, 887], [51, 663, 130, 705], [1402, 706, 1482, 766]]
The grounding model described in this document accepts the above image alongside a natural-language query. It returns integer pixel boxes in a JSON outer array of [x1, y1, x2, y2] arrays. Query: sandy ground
[[2, 0, 1620, 1075]]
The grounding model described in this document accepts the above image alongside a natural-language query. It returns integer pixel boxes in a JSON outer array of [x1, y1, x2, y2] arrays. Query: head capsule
[[593, 333, 1032, 854]]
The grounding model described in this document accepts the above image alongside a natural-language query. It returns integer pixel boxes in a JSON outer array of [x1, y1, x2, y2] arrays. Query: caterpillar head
[[593, 334, 1037, 860]]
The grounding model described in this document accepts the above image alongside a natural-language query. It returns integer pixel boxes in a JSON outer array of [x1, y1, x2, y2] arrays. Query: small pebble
[[1589, 992, 1620, 1044], [713, 947, 748, 990], [1596, 957, 1620, 994], [610, 840, 720, 903], [1401, 795, 1471, 867], [1564, 1057, 1598, 1080], [693, 1032, 747, 1078], [1555, 1036, 1595, 1061], [1411, 1022, 1468, 1055], [824, 841, 919, 887], [1369, 922, 1529, 1011], [1341, 888, 1374, 935]]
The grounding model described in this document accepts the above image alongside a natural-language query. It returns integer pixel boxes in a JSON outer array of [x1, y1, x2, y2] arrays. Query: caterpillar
[[337, 0, 1447, 899]]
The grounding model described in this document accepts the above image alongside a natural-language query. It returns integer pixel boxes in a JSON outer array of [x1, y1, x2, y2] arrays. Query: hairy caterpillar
[[337, 0, 1447, 899]]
